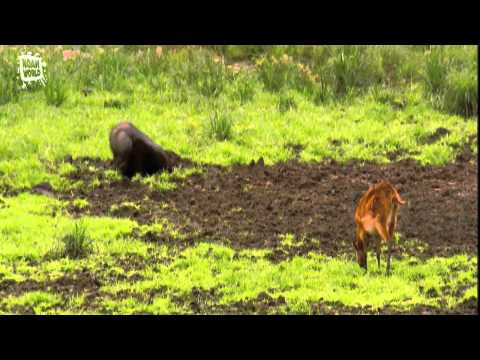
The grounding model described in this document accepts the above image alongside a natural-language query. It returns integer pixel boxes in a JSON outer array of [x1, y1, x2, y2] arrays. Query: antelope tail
[[394, 191, 406, 205]]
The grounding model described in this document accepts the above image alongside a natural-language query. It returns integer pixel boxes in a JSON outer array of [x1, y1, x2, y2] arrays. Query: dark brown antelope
[[109, 122, 173, 178]]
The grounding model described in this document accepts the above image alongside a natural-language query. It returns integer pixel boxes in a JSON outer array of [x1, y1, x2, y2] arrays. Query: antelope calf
[[354, 180, 406, 275]]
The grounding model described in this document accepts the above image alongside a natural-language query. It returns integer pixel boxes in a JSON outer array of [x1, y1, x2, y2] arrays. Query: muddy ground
[[3, 142, 478, 314], [1, 268, 476, 314], [46, 147, 478, 262]]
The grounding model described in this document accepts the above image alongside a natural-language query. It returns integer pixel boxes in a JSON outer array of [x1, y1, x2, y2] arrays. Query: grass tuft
[[44, 71, 68, 107], [206, 106, 234, 141], [51, 220, 94, 259]]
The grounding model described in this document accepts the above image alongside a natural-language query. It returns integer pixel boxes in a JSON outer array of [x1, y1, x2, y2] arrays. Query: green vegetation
[[2, 224, 474, 313], [0, 55, 20, 105], [206, 106, 234, 141], [52, 220, 93, 259], [44, 70, 68, 107], [102, 243, 475, 314], [277, 91, 298, 113], [0, 193, 476, 314], [0, 45, 477, 314], [2, 291, 62, 314], [0, 45, 476, 190]]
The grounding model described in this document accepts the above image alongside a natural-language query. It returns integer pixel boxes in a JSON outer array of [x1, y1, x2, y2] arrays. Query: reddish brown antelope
[[354, 180, 406, 275]]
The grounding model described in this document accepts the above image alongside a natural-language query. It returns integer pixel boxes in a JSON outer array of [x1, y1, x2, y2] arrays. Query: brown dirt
[[2, 273, 476, 314], [0, 269, 103, 314], [0, 270, 101, 298], [309, 298, 478, 315], [2, 145, 477, 314], [419, 127, 451, 145], [0, 266, 152, 314], [168, 157, 477, 261], [148, 287, 477, 315], [30, 145, 477, 263]]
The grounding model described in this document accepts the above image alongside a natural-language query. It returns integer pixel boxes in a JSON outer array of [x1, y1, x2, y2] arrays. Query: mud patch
[[114, 253, 150, 273], [169, 287, 220, 314], [419, 127, 451, 145], [63, 153, 195, 176], [168, 288, 286, 315], [309, 298, 477, 315], [455, 134, 477, 163], [55, 156, 198, 222], [0, 269, 102, 313], [31, 182, 56, 198], [329, 139, 345, 156], [223, 292, 287, 314], [386, 148, 420, 162], [0, 269, 101, 298], [285, 143, 305, 159], [37, 152, 477, 263], [155, 158, 477, 260], [329, 139, 343, 147], [104, 99, 129, 109], [166, 287, 478, 314]]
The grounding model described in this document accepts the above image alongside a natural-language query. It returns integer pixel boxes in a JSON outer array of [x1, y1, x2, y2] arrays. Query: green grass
[[100, 296, 177, 315], [101, 243, 477, 314], [277, 91, 298, 113], [0, 194, 477, 314], [2, 291, 62, 314], [206, 106, 234, 141], [0, 193, 140, 262], [231, 72, 257, 104], [138, 166, 203, 192], [0, 82, 475, 190], [443, 68, 478, 118], [0, 45, 477, 314], [0, 59, 20, 105], [44, 70, 69, 107], [51, 220, 94, 259]]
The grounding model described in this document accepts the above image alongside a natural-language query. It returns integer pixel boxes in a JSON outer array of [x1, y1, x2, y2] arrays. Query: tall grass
[[181, 48, 232, 98], [88, 50, 133, 92], [55, 220, 93, 259], [328, 45, 384, 95], [423, 46, 477, 117], [1, 45, 477, 118], [443, 68, 478, 118], [278, 91, 298, 113], [424, 46, 448, 95], [44, 68, 68, 107], [231, 72, 256, 104], [256, 54, 318, 94], [0, 56, 20, 105], [206, 107, 234, 141]]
